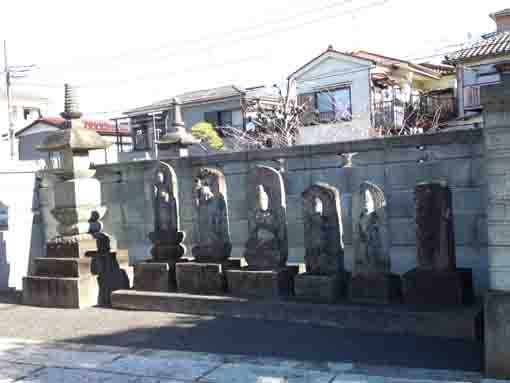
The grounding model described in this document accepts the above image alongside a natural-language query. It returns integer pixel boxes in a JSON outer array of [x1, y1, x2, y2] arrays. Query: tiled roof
[[352, 50, 440, 78], [15, 117, 129, 137], [445, 32, 510, 63], [419, 62, 456, 76], [125, 85, 245, 115]]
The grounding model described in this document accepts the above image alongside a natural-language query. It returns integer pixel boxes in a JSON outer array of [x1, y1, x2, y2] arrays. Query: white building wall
[[293, 56, 372, 145]]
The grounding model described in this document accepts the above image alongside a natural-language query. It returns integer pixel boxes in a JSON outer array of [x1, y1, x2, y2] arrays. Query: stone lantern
[[157, 98, 199, 157], [22, 84, 129, 308]]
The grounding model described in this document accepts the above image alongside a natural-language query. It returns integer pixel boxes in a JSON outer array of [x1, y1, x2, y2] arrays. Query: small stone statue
[[302, 183, 344, 275], [415, 180, 455, 271], [245, 166, 288, 270], [192, 168, 232, 262], [149, 162, 185, 262], [352, 181, 390, 275], [153, 169, 178, 234]]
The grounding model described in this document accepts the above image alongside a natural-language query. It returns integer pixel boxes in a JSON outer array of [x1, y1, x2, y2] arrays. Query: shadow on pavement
[[65, 308, 482, 372]]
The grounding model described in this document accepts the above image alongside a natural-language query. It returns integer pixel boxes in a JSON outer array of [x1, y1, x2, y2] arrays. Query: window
[[204, 110, 233, 127], [23, 107, 40, 121], [315, 87, 352, 122]]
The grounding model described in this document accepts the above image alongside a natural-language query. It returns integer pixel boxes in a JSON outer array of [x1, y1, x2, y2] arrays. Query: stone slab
[[176, 262, 232, 295], [99, 354, 221, 381], [133, 263, 173, 293], [46, 237, 98, 258], [485, 291, 510, 379], [22, 275, 99, 309], [204, 362, 335, 383], [349, 273, 402, 304], [226, 268, 297, 298], [402, 268, 474, 307], [294, 273, 349, 303], [20, 367, 176, 382], [111, 290, 482, 340], [33, 257, 92, 278]]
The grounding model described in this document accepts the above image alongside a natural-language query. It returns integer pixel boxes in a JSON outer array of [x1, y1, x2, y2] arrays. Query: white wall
[[0, 140, 44, 290]]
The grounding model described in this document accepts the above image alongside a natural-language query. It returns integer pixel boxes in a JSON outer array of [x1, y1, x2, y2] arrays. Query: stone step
[[111, 290, 483, 341], [23, 275, 99, 309], [34, 257, 92, 278]]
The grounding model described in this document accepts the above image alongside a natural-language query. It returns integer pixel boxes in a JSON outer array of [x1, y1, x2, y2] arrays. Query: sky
[[0, 0, 508, 117]]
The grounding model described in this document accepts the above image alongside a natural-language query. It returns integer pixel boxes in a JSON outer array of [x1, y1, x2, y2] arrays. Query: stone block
[[294, 272, 349, 303], [226, 268, 297, 298], [22, 275, 99, 308], [46, 236, 98, 258], [349, 273, 402, 304], [485, 291, 510, 379], [402, 268, 474, 306], [33, 257, 92, 278], [133, 262, 174, 292], [176, 262, 239, 294]]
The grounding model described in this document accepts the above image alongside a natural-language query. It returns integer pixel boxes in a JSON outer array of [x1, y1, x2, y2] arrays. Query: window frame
[[314, 85, 353, 122]]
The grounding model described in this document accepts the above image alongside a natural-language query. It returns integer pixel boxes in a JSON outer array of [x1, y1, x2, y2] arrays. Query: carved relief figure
[[302, 183, 344, 275], [153, 166, 178, 234], [192, 168, 232, 262], [353, 181, 390, 275], [245, 166, 288, 270]]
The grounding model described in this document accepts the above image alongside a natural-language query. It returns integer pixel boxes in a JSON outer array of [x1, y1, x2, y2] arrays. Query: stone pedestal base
[[23, 248, 130, 309], [46, 235, 99, 258], [402, 268, 474, 306], [485, 291, 510, 379], [294, 272, 349, 303], [349, 273, 402, 304], [134, 262, 175, 292], [226, 268, 297, 298], [176, 261, 240, 295], [23, 275, 99, 308]]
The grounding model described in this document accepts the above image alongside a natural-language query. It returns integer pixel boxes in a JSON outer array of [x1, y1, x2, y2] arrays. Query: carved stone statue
[[302, 183, 344, 275], [415, 180, 455, 271], [244, 166, 288, 270], [349, 181, 401, 304], [149, 162, 185, 262], [192, 168, 232, 262], [402, 181, 472, 306], [352, 181, 390, 275]]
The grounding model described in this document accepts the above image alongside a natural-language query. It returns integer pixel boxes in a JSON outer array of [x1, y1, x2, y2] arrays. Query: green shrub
[[191, 122, 224, 151]]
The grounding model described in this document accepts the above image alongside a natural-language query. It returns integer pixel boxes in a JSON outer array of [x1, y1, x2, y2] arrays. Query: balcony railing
[[372, 94, 457, 135]]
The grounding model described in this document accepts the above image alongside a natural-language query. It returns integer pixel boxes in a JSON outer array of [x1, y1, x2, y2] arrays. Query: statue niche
[[192, 168, 232, 262], [302, 183, 344, 275], [352, 181, 390, 275], [349, 181, 401, 304], [149, 162, 185, 262], [244, 166, 288, 270]]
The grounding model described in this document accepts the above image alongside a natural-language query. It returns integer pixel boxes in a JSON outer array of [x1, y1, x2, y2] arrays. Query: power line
[[78, 0, 392, 88], [38, 0, 373, 71], [85, 37, 500, 116]]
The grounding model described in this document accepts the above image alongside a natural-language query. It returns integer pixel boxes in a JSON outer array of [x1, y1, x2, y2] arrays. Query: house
[[445, 9, 510, 122], [289, 46, 457, 145], [0, 82, 60, 160], [14, 116, 131, 168], [122, 85, 280, 159]]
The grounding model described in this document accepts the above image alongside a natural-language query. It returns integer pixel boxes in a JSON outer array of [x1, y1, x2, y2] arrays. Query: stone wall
[[38, 128, 488, 294]]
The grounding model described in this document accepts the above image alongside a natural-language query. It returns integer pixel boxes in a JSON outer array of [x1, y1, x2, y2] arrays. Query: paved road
[[0, 301, 482, 373]]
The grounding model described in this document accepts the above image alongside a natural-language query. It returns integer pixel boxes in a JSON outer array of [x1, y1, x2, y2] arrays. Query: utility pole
[[3, 40, 14, 159], [3, 40, 36, 160]]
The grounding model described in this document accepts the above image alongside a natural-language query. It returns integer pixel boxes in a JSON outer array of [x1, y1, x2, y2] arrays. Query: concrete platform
[[111, 290, 483, 340]]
